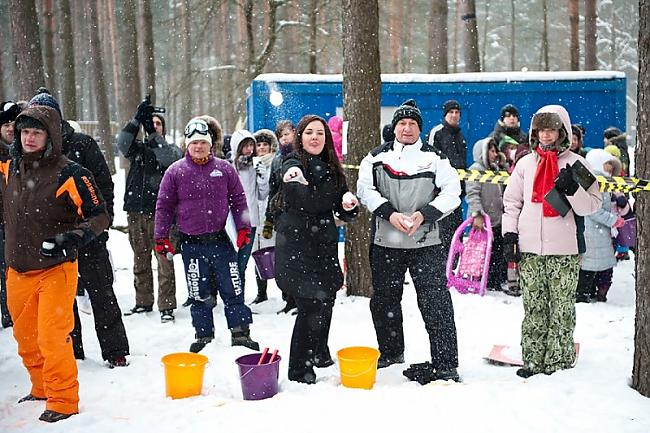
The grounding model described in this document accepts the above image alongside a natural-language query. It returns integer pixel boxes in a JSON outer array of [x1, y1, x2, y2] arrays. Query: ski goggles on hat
[[184, 119, 210, 138]]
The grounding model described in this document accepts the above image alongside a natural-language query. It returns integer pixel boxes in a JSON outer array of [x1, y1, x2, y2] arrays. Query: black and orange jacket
[[0, 105, 110, 273]]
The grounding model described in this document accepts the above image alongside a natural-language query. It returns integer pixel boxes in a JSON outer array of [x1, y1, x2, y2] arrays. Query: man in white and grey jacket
[[357, 99, 462, 382]]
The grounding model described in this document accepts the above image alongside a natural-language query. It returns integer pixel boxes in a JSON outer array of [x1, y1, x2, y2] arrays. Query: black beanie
[[500, 104, 519, 120], [443, 99, 460, 116], [392, 99, 423, 131], [16, 116, 47, 132], [29, 87, 62, 119]]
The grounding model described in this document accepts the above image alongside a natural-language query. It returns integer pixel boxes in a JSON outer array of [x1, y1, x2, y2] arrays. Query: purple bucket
[[235, 353, 281, 400], [616, 217, 636, 248], [252, 247, 275, 280]]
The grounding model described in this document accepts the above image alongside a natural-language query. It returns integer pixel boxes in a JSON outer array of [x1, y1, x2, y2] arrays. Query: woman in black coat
[[275, 114, 358, 384]]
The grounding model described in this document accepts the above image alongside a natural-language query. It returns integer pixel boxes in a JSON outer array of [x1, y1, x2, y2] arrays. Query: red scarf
[[532, 146, 560, 217]]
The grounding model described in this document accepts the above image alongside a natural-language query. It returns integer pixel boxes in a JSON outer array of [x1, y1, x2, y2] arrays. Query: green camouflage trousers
[[519, 253, 580, 374]]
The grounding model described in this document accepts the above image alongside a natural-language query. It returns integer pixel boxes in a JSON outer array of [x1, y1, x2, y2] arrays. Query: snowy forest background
[[0, 0, 640, 144]]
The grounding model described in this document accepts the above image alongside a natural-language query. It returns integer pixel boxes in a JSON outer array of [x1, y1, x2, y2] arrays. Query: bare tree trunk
[[569, 0, 580, 70], [308, 0, 319, 74], [633, 0, 650, 398], [428, 0, 448, 73], [181, 0, 191, 118], [459, 0, 480, 72], [453, 3, 459, 72], [87, 0, 115, 173], [480, 2, 490, 69], [42, 0, 56, 92], [400, 0, 413, 72], [510, 0, 516, 70], [141, 0, 156, 102], [389, 1, 400, 72], [0, 48, 4, 101], [341, 0, 380, 298], [107, 0, 120, 121], [542, 0, 550, 71], [117, 0, 141, 124], [9, 0, 45, 100], [59, 0, 77, 119], [584, 0, 598, 70], [610, 4, 617, 69]]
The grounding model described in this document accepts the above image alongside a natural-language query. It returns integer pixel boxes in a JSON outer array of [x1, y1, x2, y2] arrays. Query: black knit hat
[[500, 104, 519, 120], [0, 101, 21, 126], [443, 99, 461, 115], [16, 115, 47, 132], [392, 99, 423, 131]]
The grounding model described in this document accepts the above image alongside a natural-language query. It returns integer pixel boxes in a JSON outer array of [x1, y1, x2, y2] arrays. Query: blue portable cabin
[[246, 71, 626, 166]]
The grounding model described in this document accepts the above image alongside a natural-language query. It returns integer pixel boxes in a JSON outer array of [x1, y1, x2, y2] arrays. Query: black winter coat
[[117, 119, 181, 214], [429, 121, 467, 169], [491, 120, 528, 148], [275, 153, 357, 300], [62, 121, 115, 220]]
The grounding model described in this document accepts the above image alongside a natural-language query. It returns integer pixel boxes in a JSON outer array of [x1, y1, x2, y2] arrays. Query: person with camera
[[118, 96, 181, 323], [502, 105, 601, 379]]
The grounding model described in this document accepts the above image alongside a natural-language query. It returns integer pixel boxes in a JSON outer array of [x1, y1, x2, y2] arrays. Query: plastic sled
[[446, 214, 493, 296], [484, 343, 580, 367]]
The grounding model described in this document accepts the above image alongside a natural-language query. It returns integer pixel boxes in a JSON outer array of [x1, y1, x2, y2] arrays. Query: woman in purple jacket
[[154, 118, 260, 353]]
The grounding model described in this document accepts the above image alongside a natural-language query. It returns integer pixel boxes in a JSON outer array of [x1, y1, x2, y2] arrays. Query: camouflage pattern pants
[[519, 253, 580, 374]]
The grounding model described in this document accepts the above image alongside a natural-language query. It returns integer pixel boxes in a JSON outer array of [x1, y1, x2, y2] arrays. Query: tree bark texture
[[633, 0, 650, 398], [584, 0, 598, 70], [140, 0, 156, 103], [117, 0, 141, 124], [569, 0, 580, 70], [9, 0, 45, 100], [428, 0, 448, 73], [510, 0, 516, 70], [459, 0, 480, 72], [42, 0, 57, 93], [341, 0, 381, 298], [541, 0, 550, 71], [88, 0, 115, 174]]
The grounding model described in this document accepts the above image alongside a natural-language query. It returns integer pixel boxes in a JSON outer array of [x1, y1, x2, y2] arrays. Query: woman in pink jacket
[[501, 105, 601, 378]]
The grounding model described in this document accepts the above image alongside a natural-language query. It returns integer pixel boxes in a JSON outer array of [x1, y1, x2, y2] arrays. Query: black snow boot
[[189, 336, 213, 353], [123, 305, 153, 316], [39, 410, 76, 423], [251, 289, 268, 304], [231, 325, 260, 351], [377, 353, 405, 369], [18, 394, 47, 403]]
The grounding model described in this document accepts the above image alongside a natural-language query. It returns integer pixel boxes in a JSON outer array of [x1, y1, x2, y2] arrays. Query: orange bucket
[[337, 346, 380, 390], [161, 352, 208, 399]]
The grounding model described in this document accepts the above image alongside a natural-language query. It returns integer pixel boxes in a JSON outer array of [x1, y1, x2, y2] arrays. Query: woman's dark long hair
[[293, 114, 346, 187]]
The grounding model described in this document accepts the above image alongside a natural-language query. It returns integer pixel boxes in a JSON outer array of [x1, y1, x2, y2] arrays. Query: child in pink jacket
[[501, 105, 601, 378]]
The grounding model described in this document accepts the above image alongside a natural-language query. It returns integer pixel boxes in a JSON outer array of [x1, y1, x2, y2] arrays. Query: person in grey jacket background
[[357, 99, 462, 382]]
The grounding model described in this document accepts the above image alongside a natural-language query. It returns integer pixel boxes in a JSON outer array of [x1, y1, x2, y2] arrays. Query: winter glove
[[155, 238, 175, 260], [237, 228, 251, 249], [255, 161, 266, 178], [40, 232, 83, 258], [502, 232, 522, 264], [554, 164, 579, 196], [262, 220, 274, 239], [135, 97, 156, 134], [613, 216, 626, 229]]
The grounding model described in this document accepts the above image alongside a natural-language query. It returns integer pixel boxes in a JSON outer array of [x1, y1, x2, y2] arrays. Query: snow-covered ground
[[1, 166, 649, 433]]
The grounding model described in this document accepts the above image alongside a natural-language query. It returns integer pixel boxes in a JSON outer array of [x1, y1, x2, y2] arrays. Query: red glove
[[613, 217, 626, 228], [236, 228, 251, 249], [155, 238, 175, 256]]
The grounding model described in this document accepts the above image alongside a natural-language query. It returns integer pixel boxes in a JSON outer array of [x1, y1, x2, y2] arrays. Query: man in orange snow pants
[[0, 103, 110, 423]]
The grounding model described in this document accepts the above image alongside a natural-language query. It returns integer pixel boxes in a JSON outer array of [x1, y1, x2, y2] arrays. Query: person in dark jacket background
[[275, 115, 358, 384], [118, 97, 181, 322], [29, 89, 130, 366], [0, 100, 23, 329], [262, 119, 298, 314], [428, 99, 466, 250]]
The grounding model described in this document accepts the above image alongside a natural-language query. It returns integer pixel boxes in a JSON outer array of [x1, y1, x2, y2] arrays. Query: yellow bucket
[[337, 346, 380, 390], [161, 352, 208, 399]]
